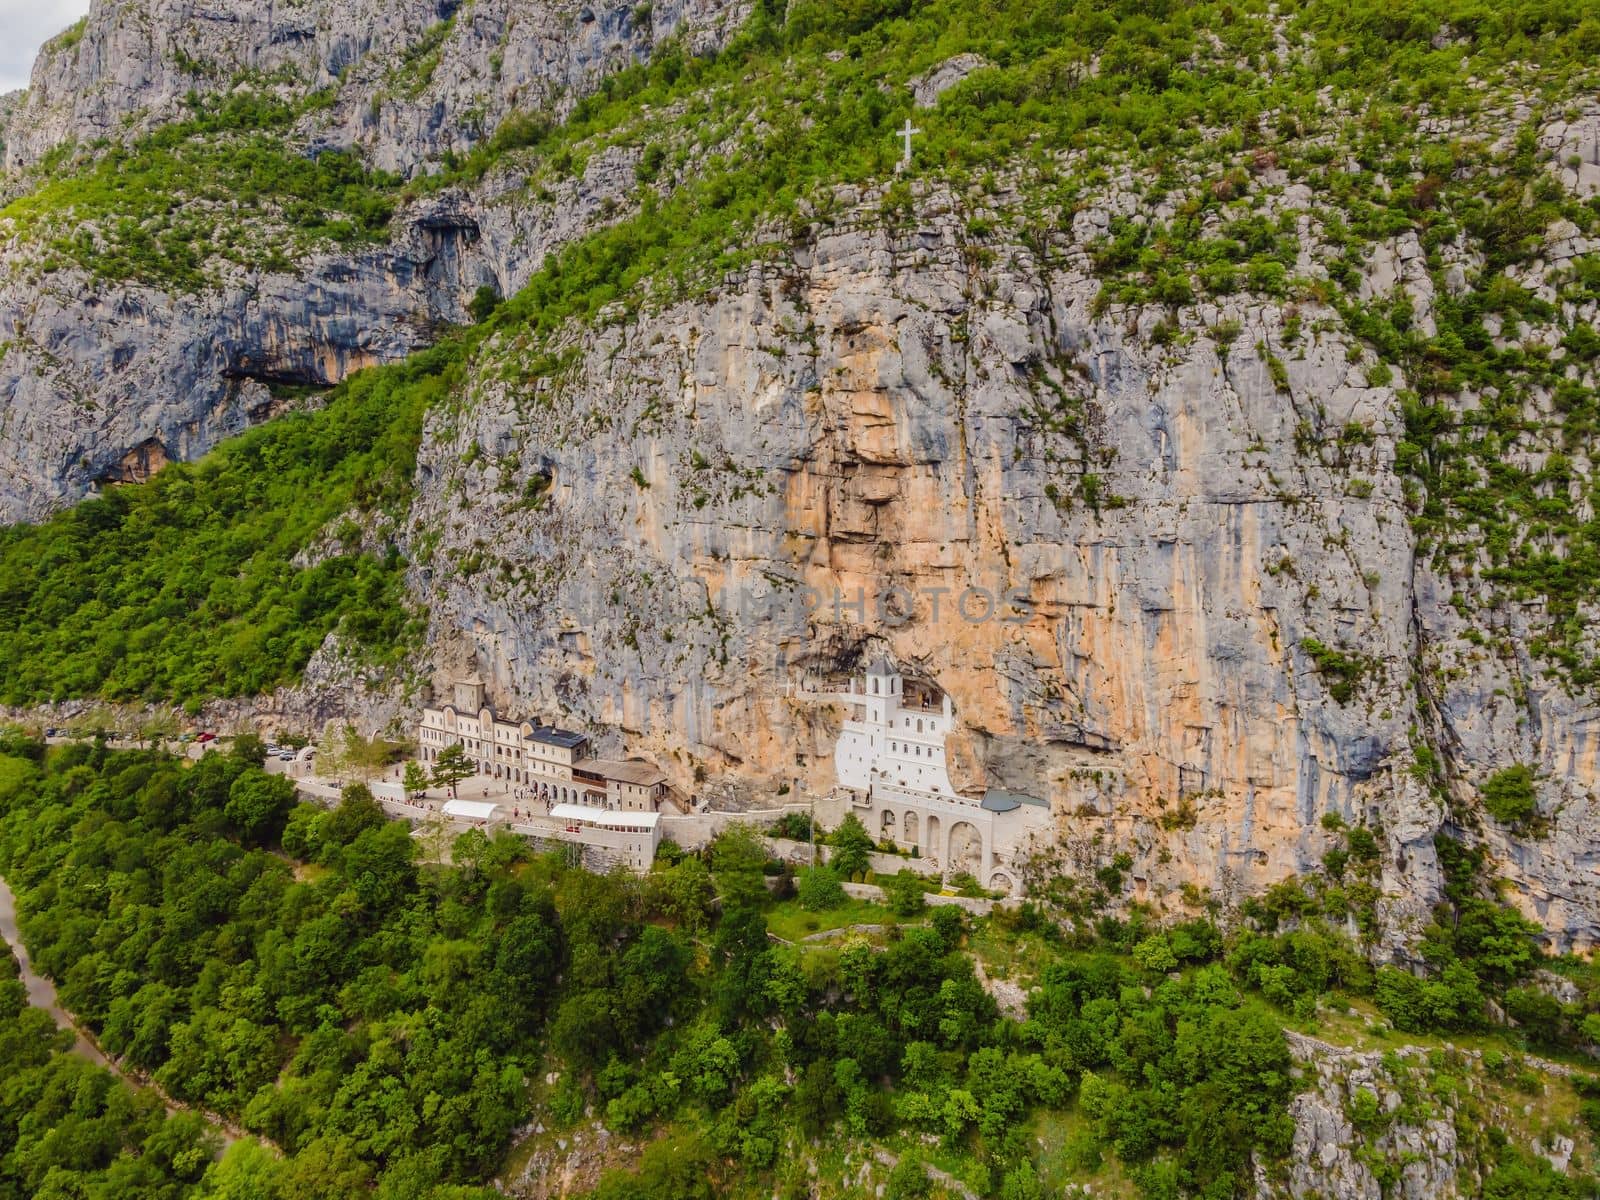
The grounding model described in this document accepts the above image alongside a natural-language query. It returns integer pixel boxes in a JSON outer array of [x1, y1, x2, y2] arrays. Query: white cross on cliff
[[896, 117, 921, 172]]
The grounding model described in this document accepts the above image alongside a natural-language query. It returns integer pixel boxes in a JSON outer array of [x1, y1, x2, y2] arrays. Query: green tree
[[315, 718, 351, 779], [711, 824, 770, 911], [884, 870, 928, 917], [327, 723, 402, 782], [1481, 765, 1538, 825], [231, 732, 268, 764], [649, 854, 716, 932], [324, 784, 385, 846], [797, 865, 846, 911], [1482, 1149, 1587, 1200], [930, 904, 965, 949], [431, 742, 474, 795], [494, 909, 564, 1007], [829, 812, 874, 880], [340, 821, 417, 912], [884, 1154, 932, 1199], [454, 827, 491, 878], [197, 1139, 287, 1199], [999, 1162, 1046, 1200], [1133, 934, 1180, 973], [468, 284, 502, 322], [403, 760, 429, 796], [224, 768, 297, 845]]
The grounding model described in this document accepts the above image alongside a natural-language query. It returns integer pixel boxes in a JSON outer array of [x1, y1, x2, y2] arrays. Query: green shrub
[[883, 869, 928, 917], [3, 92, 397, 289], [1301, 638, 1372, 705], [797, 865, 847, 911], [1480, 765, 1538, 826]]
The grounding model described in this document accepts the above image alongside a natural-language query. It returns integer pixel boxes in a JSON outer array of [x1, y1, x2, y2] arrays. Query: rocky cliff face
[[0, 233, 451, 518], [412, 158, 1600, 949], [3, 0, 747, 178], [408, 176, 1437, 935], [1257, 1030, 1582, 1200], [0, 0, 745, 518]]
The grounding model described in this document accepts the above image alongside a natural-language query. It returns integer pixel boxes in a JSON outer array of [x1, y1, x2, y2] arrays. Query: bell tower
[[453, 674, 486, 712]]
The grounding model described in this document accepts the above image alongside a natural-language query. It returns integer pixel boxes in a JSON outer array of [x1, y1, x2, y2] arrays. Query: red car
[[195, 732, 216, 743]]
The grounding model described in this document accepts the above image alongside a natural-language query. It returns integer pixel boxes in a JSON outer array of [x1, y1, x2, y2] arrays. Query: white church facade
[[415, 676, 673, 873], [417, 676, 670, 812], [813, 659, 1052, 895]]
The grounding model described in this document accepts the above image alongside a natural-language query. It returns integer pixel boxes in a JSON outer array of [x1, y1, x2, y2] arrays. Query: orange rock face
[[418, 193, 1598, 948]]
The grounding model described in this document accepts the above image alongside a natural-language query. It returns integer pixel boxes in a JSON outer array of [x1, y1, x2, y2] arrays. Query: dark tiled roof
[[982, 788, 1046, 812], [527, 725, 588, 749]]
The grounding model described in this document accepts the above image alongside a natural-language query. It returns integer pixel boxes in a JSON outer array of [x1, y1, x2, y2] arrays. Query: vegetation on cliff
[[0, 344, 446, 707], [2, 91, 397, 290], [0, 736, 1594, 1199], [0, 0, 1596, 706]]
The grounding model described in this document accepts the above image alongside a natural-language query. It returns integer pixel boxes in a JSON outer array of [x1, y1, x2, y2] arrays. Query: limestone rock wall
[[0, 208, 460, 518], [1257, 1030, 1580, 1200], [0, 0, 743, 518], [408, 184, 1430, 932], [3, 0, 748, 178]]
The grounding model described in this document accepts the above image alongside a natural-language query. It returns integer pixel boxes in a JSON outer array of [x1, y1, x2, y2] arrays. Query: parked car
[[195, 732, 216, 744], [43, 727, 57, 737], [279, 751, 296, 761]]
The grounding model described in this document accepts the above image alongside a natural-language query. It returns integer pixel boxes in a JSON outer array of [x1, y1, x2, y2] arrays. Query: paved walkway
[[270, 760, 564, 829]]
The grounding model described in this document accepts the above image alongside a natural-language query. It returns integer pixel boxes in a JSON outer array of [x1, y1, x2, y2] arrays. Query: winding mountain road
[[0, 874, 243, 1148], [0, 874, 112, 1067]]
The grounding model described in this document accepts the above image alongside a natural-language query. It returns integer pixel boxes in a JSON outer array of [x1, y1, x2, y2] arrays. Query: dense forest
[[0, 943, 218, 1198], [0, 345, 448, 708], [0, 733, 1593, 1198]]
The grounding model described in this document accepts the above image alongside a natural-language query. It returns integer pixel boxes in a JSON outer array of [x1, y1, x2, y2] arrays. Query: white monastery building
[[814, 659, 1051, 894], [417, 676, 671, 869], [414, 663, 1049, 891]]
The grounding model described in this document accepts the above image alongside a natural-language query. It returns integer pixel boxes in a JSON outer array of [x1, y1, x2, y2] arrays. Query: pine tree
[[430, 742, 473, 796]]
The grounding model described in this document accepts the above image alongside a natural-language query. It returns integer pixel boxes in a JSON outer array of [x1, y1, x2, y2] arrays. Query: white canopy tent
[[549, 804, 660, 830], [442, 798, 501, 821]]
